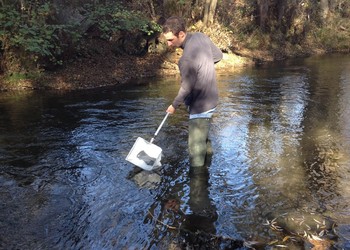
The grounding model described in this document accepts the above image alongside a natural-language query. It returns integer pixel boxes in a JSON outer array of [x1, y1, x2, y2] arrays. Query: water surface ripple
[[1, 54, 350, 249]]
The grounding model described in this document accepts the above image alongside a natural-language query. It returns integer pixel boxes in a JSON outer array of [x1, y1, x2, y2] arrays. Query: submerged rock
[[265, 210, 337, 249], [129, 169, 161, 189]]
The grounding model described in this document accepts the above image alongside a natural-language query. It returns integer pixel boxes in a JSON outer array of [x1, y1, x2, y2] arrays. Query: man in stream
[[162, 16, 223, 169]]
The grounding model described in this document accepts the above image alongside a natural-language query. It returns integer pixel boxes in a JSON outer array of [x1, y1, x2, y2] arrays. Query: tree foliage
[[0, 0, 349, 81], [215, 0, 349, 53], [0, 0, 161, 75]]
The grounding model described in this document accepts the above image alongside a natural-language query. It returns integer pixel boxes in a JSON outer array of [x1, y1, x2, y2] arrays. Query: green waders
[[183, 118, 217, 233], [188, 118, 212, 167]]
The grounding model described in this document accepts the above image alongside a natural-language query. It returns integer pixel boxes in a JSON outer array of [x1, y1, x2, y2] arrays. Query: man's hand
[[166, 104, 176, 114]]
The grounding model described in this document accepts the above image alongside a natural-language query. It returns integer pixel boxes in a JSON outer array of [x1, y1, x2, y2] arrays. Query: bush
[[84, 2, 161, 39], [0, 1, 161, 76], [0, 2, 82, 73]]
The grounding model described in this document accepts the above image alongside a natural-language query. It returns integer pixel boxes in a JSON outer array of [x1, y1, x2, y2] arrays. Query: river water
[[1, 54, 350, 249]]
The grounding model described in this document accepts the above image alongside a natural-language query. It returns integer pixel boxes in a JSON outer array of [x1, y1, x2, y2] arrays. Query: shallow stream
[[1, 54, 350, 249]]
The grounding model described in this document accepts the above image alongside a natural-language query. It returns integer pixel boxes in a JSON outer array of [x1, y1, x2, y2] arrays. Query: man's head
[[162, 16, 186, 48]]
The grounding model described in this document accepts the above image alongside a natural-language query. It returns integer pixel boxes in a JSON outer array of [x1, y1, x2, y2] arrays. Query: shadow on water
[[1, 54, 350, 249]]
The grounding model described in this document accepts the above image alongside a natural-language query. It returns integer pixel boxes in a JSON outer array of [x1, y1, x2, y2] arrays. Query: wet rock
[[129, 169, 161, 189], [265, 210, 337, 248], [267, 211, 335, 234]]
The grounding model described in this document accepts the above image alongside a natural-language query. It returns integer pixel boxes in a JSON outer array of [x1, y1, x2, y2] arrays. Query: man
[[162, 16, 223, 168]]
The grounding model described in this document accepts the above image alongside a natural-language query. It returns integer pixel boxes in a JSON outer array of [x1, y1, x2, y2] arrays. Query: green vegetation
[[0, 0, 349, 89], [1, 2, 77, 72], [85, 2, 161, 39], [0, 0, 161, 82], [215, 0, 350, 57]]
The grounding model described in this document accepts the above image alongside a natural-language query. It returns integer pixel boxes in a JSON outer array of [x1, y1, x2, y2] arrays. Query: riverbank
[[0, 51, 254, 91], [0, 38, 330, 91]]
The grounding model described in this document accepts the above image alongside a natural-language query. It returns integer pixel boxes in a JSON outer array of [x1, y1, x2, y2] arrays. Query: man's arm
[[171, 59, 196, 109], [167, 85, 190, 114]]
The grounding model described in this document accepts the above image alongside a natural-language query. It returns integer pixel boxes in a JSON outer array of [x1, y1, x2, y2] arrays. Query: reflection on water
[[1, 54, 350, 249]]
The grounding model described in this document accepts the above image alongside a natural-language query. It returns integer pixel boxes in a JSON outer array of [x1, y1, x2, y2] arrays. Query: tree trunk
[[320, 0, 329, 19], [257, 0, 269, 31], [277, 0, 286, 25], [203, 0, 210, 25], [20, 0, 26, 11], [203, 0, 217, 26], [148, 0, 156, 19], [208, 0, 217, 24]]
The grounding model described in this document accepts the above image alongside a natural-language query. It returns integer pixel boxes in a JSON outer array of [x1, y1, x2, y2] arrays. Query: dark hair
[[162, 16, 186, 36]]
